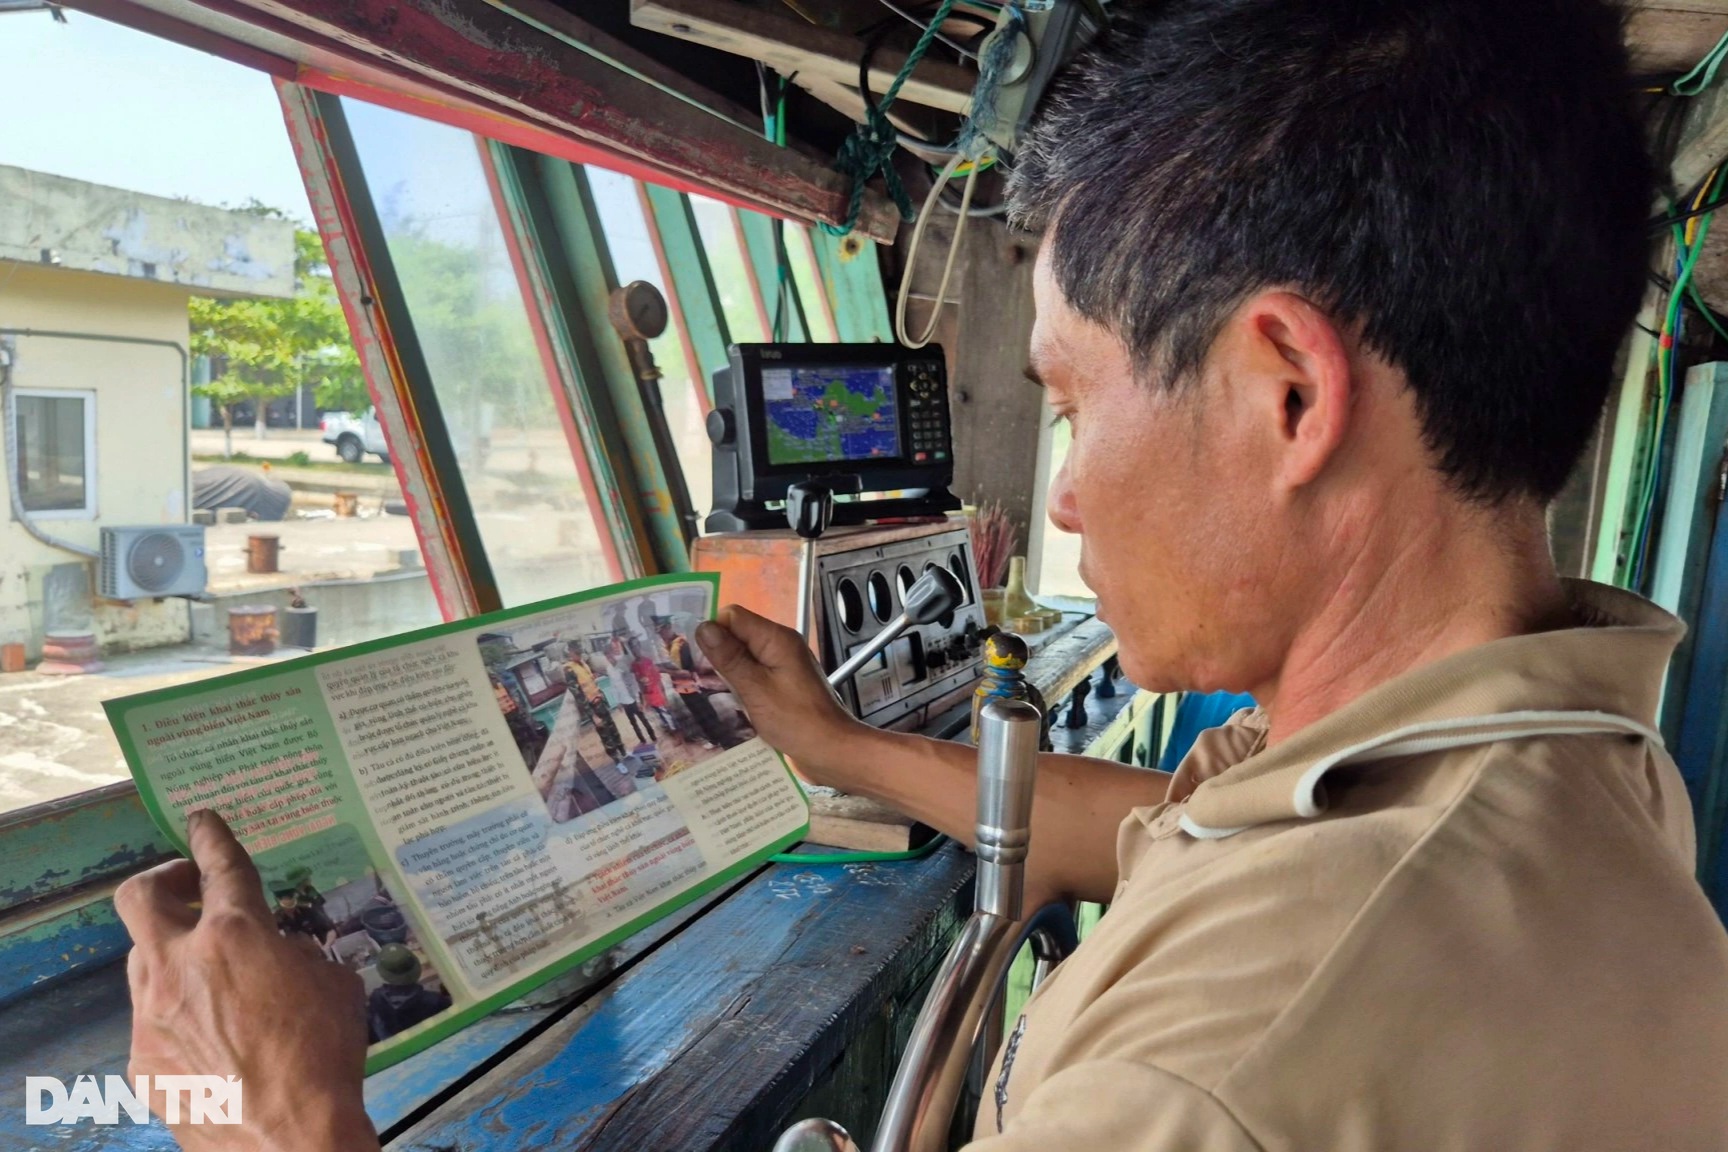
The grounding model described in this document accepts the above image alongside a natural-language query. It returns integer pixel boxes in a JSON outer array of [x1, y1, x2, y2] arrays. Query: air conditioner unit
[[99, 525, 207, 600]]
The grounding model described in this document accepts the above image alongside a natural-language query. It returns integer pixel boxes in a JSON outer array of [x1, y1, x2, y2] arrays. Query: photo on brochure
[[254, 822, 452, 1046], [477, 585, 758, 825]]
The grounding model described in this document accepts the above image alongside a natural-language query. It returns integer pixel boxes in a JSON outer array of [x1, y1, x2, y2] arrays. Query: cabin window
[[338, 97, 619, 608], [12, 390, 96, 518], [0, 2, 894, 989], [587, 169, 720, 524], [691, 196, 772, 343]]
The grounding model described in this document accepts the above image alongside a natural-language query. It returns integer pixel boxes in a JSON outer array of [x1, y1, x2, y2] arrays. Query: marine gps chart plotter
[[705, 343, 962, 532]]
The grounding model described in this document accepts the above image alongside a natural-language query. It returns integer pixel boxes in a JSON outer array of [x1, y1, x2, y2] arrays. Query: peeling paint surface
[[0, 165, 295, 299]]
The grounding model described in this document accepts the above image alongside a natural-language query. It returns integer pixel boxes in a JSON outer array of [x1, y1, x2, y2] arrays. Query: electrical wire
[[1646, 269, 1728, 337], [934, 160, 1008, 215], [872, 0, 977, 61], [1629, 166, 1723, 588], [1673, 30, 1728, 95], [896, 150, 982, 348]]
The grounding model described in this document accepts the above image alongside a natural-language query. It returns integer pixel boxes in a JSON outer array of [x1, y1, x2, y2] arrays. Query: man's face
[[1031, 248, 1289, 694]]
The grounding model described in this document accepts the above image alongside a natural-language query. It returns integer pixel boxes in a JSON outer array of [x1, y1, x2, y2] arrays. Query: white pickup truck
[[320, 409, 391, 464]]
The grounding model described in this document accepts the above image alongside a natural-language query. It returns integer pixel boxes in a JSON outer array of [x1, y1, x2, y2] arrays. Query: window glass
[[785, 227, 839, 343], [689, 195, 769, 343], [585, 169, 715, 523], [1029, 416, 1089, 598], [14, 391, 93, 515], [340, 98, 616, 605], [0, 12, 440, 816]]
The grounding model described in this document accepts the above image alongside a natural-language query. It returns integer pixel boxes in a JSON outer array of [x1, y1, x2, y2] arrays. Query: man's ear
[[1223, 291, 1354, 492]]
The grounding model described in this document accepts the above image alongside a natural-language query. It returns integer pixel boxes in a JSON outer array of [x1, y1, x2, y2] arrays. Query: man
[[629, 637, 674, 734], [272, 887, 336, 953], [658, 618, 727, 749], [600, 636, 656, 746], [113, 0, 1728, 1148], [285, 866, 324, 915], [365, 944, 452, 1044], [564, 645, 626, 762]]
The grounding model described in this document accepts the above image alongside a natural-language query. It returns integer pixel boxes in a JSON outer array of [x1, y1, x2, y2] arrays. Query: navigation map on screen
[[762, 365, 901, 466]]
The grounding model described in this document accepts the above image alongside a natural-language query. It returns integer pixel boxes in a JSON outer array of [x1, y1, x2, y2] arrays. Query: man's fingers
[[185, 810, 270, 920], [114, 859, 202, 949], [285, 932, 326, 962], [710, 606, 813, 673]]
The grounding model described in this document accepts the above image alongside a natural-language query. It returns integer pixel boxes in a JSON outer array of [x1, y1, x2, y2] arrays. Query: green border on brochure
[[103, 570, 812, 1073]]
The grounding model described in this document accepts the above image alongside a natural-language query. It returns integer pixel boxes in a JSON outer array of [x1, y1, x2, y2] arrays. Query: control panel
[[817, 526, 986, 728]]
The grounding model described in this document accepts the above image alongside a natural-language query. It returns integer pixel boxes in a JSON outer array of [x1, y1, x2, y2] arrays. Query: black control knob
[[706, 407, 736, 446]]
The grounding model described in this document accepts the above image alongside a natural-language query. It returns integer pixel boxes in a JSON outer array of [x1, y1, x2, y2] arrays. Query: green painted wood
[[737, 210, 810, 343], [1593, 289, 1662, 585], [1656, 362, 1728, 739], [813, 232, 895, 344], [0, 784, 172, 915], [498, 148, 690, 574], [641, 184, 732, 401]]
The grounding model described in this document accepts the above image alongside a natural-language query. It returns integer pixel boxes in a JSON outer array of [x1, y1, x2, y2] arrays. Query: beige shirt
[[973, 580, 1728, 1150]]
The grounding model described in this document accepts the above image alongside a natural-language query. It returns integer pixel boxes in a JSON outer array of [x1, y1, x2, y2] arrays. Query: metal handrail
[[774, 698, 1074, 1152]]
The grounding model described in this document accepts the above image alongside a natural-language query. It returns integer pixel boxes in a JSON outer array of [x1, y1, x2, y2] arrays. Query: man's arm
[[698, 607, 1168, 907]]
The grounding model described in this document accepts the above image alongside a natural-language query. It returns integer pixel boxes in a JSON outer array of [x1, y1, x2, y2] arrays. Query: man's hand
[[697, 606, 870, 781], [115, 810, 379, 1152]]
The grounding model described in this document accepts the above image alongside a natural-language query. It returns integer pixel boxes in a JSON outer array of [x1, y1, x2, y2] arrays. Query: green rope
[[822, 0, 960, 237]]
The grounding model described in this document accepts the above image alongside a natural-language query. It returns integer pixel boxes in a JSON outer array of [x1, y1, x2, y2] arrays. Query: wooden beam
[[952, 223, 1043, 547], [113, 0, 900, 241], [632, 0, 976, 114], [792, 73, 958, 164], [1626, 2, 1728, 75]]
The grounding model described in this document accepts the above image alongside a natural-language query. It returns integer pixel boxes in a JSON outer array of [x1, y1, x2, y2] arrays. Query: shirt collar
[[1170, 580, 1684, 836]]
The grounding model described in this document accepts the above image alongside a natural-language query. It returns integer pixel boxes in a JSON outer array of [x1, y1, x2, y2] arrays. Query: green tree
[[190, 225, 364, 455], [385, 228, 550, 474]]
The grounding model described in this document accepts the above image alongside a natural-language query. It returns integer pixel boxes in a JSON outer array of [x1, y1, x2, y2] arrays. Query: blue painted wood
[[0, 958, 178, 1151], [0, 896, 131, 1009], [395, 845, 974, 1150], [812, 231, 894, 344], [1675, 487, 1728, 912], [0, 865, 761, 1148], [1654, 362, 1728, 740], [0, 784, 173, 915], [1, 837, 977, 1152]]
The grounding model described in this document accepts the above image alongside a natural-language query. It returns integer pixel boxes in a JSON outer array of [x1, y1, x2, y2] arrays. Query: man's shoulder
[[1051, 735, 1724, 1094]]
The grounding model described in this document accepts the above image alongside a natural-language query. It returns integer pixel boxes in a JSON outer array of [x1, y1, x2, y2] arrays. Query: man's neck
[[1255, 494, 1569, 746]]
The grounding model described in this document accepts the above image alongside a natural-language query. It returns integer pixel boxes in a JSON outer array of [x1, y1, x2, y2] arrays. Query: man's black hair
[[1009, 0, 1653, 502]]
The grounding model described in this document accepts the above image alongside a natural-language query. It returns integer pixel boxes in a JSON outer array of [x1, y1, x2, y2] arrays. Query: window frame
[[0, 64, 900, 1006], [13, 386, 98, 521]]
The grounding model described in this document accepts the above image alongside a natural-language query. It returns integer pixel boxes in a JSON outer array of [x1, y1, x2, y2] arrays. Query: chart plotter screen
[[761, 364, 902, 466]]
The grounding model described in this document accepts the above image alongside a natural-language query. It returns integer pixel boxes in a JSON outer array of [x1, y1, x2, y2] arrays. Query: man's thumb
[[695, 619, 749, 675]]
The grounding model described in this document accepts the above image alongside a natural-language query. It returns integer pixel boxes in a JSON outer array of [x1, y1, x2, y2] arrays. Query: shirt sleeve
[[963, 1060, 1265, 1152]]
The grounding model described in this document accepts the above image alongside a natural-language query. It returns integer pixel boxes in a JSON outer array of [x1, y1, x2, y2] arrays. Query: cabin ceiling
[[64, 0, 1728, 238]]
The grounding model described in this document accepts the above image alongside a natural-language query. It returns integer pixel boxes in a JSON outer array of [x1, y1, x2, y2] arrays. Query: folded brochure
[[105, 573, 809, 1073]]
